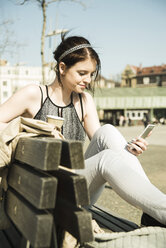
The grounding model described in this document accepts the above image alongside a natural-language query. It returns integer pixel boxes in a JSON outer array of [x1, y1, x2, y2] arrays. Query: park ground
[[92, 124, 166, 226]]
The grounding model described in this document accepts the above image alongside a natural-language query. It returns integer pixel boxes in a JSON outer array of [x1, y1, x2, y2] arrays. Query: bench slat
[[60, 140, 85, 169], [55, 199, 94, 244], [15, 137, 62, 171], [51, 168, 90, 206], [89, 205, 139, 232], [6, 189, 53, 248], [1, 225, 25, 248], [0, 231, 12, 248], [8, 163, 57, 209]]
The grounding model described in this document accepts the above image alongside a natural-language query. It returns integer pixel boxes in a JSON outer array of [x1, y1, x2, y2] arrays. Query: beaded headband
[[58, 44, 92, 62]]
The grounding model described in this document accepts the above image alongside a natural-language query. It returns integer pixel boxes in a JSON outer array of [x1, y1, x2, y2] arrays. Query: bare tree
[[0, 20, 17, 59], [19, 0, 86, 84], [0, 18, 26, 64]]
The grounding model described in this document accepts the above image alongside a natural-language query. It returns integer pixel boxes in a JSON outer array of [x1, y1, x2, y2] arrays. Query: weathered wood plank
[[15, 137, 62, 171], [8, 163, 57, 209], [54, 199, 94, 243], [6, 189, 53, 248], [1, 225, 24, 248], [50, 223, 58, 248], [60, 140, 85, 169], [89, 205, 139, 232], [51, 168, 90, 206], [0, 231, 12, 248]]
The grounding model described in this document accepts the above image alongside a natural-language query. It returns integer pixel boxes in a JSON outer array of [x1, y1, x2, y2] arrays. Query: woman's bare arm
[[83, 92, 148, 155], [0, 84, 41, 131], [83, 92, 101, 140]]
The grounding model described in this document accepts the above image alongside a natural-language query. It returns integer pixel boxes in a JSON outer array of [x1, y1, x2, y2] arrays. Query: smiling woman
[[0, 34, 101, 140], [0, 34, 166, 228], [53, 35, 100, 93], [58, 59, 97, 93]]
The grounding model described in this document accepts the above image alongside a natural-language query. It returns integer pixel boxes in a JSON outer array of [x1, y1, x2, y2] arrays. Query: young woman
[[0, 35, 165, 226]]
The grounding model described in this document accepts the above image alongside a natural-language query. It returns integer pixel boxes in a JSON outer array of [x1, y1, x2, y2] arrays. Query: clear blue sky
[[0, 0, 166, 78]]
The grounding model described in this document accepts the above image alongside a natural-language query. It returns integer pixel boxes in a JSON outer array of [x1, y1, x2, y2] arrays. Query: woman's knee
[[100, 124, 116, 133], [99, 124, 123, 138], [97, 124, 127, 148], [95, 124, 117, 140]]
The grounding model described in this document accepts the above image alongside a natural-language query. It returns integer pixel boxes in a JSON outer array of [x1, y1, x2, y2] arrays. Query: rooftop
[[93, 87, 166, 109], [126, 64, 166, 76], [94, 87, 166, 97], [137, 65, 166, 75]]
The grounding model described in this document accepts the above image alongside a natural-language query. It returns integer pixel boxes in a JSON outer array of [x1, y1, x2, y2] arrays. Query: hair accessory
[[58, 44, 92, 62]]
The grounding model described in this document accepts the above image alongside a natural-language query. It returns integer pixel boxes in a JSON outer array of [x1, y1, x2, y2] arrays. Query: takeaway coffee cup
[[46, 115, 64, 130]]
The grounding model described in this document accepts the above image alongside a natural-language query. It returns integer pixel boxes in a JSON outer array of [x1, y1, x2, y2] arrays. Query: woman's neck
[[49, 79, 72, 106]]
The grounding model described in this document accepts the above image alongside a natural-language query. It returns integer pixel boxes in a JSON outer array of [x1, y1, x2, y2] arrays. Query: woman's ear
[[59, 62, 66, 76]]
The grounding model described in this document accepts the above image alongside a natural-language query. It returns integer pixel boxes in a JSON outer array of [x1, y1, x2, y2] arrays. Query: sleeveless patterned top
[[34, 86, 86, 142]]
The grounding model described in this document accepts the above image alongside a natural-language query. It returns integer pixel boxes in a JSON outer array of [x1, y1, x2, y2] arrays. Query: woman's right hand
[[127, 137, 148, 156]]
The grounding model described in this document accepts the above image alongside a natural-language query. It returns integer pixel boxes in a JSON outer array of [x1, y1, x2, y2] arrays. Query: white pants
[[76, 124, 166, 225]]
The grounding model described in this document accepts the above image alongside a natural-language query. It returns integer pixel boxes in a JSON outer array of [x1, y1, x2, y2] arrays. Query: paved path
[[96, 124, 166, 226], [117, 124, 166, 146]]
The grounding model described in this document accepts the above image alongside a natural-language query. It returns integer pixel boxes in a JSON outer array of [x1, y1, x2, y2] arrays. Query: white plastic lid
[[46, 115, 64, 120]]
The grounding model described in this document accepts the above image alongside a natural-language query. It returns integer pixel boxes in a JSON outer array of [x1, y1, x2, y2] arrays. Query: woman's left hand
[[127, 137, 148, 156]]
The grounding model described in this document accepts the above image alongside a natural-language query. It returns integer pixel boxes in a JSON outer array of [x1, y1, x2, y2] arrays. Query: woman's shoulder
[[23, 83, 41, 93], [73, 91, 93, 105], [19, 83, 41, 100], [81, 91, 94, 104]]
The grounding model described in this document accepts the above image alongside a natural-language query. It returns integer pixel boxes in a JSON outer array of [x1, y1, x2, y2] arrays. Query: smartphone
[[139, 124, 155, 139]]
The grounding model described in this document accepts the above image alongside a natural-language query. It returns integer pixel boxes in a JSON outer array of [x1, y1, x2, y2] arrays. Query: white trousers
[[76, 124, 166, 225]]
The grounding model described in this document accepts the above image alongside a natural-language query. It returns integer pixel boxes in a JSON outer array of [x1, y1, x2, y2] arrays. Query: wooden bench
[[0, 136, 139, 248]]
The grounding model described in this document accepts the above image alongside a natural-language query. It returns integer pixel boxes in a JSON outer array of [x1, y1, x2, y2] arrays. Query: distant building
[[121, 64, 166, 88], [0, 60, 116, 104], [94, 87, 166, 126], [0, 60, 55, 104], [97, 75, 115, 88]]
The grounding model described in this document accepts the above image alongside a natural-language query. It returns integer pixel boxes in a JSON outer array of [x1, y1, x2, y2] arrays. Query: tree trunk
[[41, 0, 47, 84]]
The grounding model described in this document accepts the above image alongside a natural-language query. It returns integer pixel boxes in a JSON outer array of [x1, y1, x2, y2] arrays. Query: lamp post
[[45, 29, 68, 67], [45, 29, 68, 37]]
